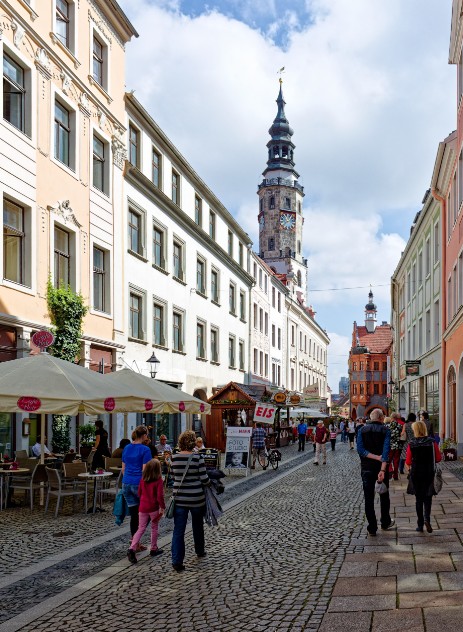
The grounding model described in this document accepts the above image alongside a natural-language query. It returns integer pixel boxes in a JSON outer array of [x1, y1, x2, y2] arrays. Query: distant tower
[[365, 289, 377, 333], [257, 80, 307, 298]]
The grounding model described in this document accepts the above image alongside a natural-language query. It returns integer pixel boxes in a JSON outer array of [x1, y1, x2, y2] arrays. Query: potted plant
[[78, 423, 95, 460], [442, 437, 458, 461]]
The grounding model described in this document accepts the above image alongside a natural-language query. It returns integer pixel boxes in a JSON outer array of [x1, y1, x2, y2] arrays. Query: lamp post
[[146, 353, 160, 442], [386, 379, 396, 416]]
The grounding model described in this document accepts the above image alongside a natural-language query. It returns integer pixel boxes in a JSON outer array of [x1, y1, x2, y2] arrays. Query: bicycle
[[255, 437, 281, 471]]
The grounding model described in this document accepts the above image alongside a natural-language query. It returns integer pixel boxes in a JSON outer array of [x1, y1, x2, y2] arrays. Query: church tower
[[365, 289, 377, 333], [258, 80, 307, 298]]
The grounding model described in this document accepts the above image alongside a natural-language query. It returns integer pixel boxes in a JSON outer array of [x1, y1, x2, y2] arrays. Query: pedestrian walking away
[[251, 422, 267, 468], [122, 425, 152, 551], [127, 458, 165, 564], [405, 420, 441, 533], [347, 419, 356, 449], [339, 420, 346, 443], [297, 419, 308, 451], [399, 413, 416, 474], [385, 412, 402, 481], [171, 430, 210, 572], [356, 408, 394, 536], [313, 420, 329, 465], [329, 429, 337, 451]]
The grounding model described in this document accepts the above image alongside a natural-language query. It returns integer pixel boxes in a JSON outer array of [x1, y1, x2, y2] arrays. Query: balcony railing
[[258, 177, 304, 193]]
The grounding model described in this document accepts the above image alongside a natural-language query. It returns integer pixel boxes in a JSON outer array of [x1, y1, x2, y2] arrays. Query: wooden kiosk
[[206, 382, 289, 452]]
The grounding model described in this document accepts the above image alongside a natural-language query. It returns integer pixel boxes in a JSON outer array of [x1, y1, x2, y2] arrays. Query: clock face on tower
[[279, 212, 296, 230]]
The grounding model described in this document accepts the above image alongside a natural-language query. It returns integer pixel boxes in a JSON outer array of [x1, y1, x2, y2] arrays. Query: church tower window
[[268, 237, 274, 251], [284, 197, 291, 209], [269, 196, 275, 209]]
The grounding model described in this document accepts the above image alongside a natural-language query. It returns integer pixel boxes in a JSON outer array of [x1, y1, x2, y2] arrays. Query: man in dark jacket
[[357, 408, 395, 536]]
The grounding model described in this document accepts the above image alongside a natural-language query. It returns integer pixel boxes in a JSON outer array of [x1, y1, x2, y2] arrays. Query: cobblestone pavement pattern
[[6, 444, 366, 631]]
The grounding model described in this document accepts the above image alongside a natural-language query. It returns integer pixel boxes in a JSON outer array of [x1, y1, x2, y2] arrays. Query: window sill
[[51, 156, 78, 180], [19, 0, 38, 20], [240, 318, 247, 324], [128, 337, 148, 345], [229, 311, 237, 317], [211, 360, 220, 366], [1, 279, 34, 296], [196, 357, 208, 362], [89, 308, 112, 320], [173, 349, 187, 355], [153, 344, 168, 351], [196, 291, 208, 299], [128, 249, 148, 263], [173, 276, 187, 285], [91, 185, 111, 201], [211, 300, 221, 307], [2, 119, 34, 146], [87, 75, 113, 104], [229, 366, 237, 370], [239, 368, 245, 373], [152, 264, 169, 275], [49, 33, 80, 69]]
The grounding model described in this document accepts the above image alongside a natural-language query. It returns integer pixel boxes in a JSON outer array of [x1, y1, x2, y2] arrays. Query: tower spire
[[365, 288, 377, 333], [263, 81, 299, 180]]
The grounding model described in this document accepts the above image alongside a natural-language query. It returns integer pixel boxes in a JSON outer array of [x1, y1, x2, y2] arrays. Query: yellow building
[[0, 0, 137, 452]]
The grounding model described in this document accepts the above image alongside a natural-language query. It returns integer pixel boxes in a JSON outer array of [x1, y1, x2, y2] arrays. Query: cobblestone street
[[2, 443, 463, 632]]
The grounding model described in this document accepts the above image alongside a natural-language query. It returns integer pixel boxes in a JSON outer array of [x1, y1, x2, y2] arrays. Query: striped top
[[171, 452, 210, 508]]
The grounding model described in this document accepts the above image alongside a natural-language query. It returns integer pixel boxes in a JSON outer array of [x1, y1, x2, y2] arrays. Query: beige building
[[0, 0, 137, 452]]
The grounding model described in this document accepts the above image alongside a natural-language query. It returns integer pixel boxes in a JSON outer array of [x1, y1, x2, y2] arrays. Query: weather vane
[[277, 66, 285, 84]]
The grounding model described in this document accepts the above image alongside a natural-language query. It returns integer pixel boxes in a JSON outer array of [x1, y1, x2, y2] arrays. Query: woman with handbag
[[170, 430, 211, 572], [405, 420, 441, 533]]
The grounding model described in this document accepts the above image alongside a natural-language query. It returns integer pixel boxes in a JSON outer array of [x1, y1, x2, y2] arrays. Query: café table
[[78, 471, 113, 514], [0, 468, 30, 510]]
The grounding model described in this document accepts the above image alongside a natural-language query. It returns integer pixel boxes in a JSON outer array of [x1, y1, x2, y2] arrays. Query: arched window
[[273, 146, 280, 158], [269, 196, 275, 209], [282, 146, 288, 158], [268, 237, 275, 251]]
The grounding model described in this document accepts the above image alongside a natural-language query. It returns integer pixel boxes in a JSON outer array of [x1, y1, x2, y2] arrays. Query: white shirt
[[32, 443, 50, 457]]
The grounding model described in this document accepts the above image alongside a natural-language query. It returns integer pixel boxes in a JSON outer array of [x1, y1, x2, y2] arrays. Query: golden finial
[[277, 67, 285, 84]]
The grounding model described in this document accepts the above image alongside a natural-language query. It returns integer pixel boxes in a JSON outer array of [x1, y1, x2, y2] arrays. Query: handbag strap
[[172, 453, 194, 499]]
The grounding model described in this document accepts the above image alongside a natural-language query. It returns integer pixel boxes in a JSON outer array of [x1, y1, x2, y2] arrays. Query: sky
[[119, 0, 456, 392]]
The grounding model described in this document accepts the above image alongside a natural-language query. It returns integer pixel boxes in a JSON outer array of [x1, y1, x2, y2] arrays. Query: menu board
[[198, 448, 220, 470]]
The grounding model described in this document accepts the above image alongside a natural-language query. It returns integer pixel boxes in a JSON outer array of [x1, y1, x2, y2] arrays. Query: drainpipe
[[431, 186, 446, 439]]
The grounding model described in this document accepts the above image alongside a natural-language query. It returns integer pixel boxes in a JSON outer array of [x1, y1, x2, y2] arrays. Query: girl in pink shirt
[[127, 459, 165, 563]]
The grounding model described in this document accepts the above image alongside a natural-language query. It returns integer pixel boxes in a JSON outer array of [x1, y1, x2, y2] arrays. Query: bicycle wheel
[[257, 449, 267, 469], [268, 451, 279, 470]]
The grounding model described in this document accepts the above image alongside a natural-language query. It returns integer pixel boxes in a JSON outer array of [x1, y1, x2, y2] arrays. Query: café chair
[[9, 463, 48, 511], [86, 449, 96, 469], [45, 467, 87, 517], [16, 457, 38, 472], [62, 452, 77, 464], [96, 470, 122, 511], [62, 462, 88, 494], [104, 457, 122, 470], [15, 450, 29, 459]]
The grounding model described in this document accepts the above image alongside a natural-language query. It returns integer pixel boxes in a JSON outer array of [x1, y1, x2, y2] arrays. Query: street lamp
[[147, 352, 160, 379], [386, 379, 396, 416]]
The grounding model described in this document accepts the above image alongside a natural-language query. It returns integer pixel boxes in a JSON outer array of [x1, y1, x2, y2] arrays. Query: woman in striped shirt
[[171, 430, 210, 572]]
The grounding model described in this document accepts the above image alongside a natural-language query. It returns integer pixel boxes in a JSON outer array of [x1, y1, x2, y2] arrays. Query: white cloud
[[120, 0, 454, 387]]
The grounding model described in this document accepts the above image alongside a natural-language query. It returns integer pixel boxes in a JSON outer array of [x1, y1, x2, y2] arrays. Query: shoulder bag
[[165, 453, 194, 519], [432, 444, 443, 495]]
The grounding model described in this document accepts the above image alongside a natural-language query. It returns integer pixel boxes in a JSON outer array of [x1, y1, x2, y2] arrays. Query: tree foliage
[[46, 281, 88, 453]]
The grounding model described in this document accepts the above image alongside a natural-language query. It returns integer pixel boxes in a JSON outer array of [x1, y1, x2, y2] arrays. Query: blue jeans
[[171, 505, 205, 566]]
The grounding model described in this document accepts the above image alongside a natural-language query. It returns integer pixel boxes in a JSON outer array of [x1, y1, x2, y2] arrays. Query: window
[[285, 197, 291, 209], [3, 198, 24, 285], [239, 290, 246, 321], [291, 325, 295, 346], [92, 36, 104, 87], [277, 292, 281, 312], [265, 354, 268, 378], [373, 362, 379, 371], [173, 240, 184, 281], [209, 211, 216, 239], [173, 310, 184, 351], [264, 312, 268, 335], [425, 309, 431, 351], [373, 384, 379, 395], [253, 303, 258, 328], [228, 231, 233, 257], [229, 283, 236, 314], [239, 340, 245, 370], [153, 302, 165, 346], [196, 258, 206, 294], [128, 124, 139, 167], [54, 226, 70, 288], [196, 322, 205, 359], [3, 54, 25, 133], [195, 196, 202, 226], [128, 208, 143, 256], [56, 0, 70, 48], [259, 308, 263, 333], [152, 225, 165, 269], [239, 242, 243, 267], [352, 384, 357, 395], [418, 250, 423, 286], [272, 325, 275, 347], [353, 362, 357, 371], [93, 246, 107, 312], [269, 196, 275, 209], [228, 336, 235, 368], [277, 327, 281, 350], [412, 262, 416, 296], [407, 271, 411, 303], [272, 287, 275, 307], [360, 361, 364, 371], [425, 239, 431, 277], [129, 292, 144, 340], [418, 317, 423, 356], [359, 384, 364, 395], [253, 348, 258, 373], [259, 269, 262, 288], [211, 327, 219, 362], [92, 135, 107, 194], [268, 237, 275, 251], [434, 222, 439, 264], [211, 269, 219, 303], [152, 149, 161, 188], [54, 101, 71, 168], [172, 171, 179, 205]]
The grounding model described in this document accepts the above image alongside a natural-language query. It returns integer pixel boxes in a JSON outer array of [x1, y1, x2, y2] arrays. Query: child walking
[[127, 458, 165, 564]]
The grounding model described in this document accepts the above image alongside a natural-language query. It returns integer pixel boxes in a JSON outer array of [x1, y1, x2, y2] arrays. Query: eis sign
[[253, 403, 277, 425]]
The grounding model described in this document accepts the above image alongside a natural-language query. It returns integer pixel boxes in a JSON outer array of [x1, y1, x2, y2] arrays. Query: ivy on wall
[[46, 281, 88, 453]]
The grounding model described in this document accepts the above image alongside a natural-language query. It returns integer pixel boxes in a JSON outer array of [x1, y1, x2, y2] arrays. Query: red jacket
[[137, 478, 165, 513]]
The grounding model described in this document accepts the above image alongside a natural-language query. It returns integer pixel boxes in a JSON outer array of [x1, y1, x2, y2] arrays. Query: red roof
[[356, 325, 392, 354]]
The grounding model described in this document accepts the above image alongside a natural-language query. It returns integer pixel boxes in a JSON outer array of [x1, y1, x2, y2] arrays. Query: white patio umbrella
[[102, 369, 211, 415], [0, 353, 159, 464]]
